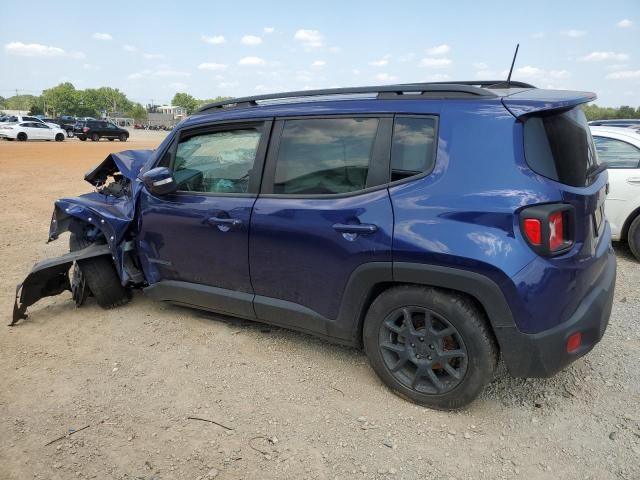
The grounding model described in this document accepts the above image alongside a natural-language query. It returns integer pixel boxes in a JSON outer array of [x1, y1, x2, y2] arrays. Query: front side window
[[593, 136, 640, 168], [273, 118, 379, 195], [390, 116, 437, 181], [174, 127, 262, 194]]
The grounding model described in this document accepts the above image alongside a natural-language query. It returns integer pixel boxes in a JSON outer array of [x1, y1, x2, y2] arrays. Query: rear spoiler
[[502, 89, 597, 119]]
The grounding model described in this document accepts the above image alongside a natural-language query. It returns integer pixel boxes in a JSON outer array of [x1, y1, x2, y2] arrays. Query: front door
[[249, 116, 394, 339], [137, 120, 271, 316]]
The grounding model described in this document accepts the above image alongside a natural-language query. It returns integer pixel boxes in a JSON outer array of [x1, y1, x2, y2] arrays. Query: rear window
[[523, 107, 599, 187]]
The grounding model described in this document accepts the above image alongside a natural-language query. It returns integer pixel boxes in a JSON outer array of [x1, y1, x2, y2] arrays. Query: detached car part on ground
[[12, 82, 616, 410]]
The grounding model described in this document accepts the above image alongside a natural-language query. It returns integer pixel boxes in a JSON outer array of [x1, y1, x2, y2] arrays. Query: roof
[[182, 81, 597, 126]]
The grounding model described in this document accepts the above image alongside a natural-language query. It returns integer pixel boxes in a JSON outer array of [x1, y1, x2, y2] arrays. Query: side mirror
[[142, 167, 177, 196]]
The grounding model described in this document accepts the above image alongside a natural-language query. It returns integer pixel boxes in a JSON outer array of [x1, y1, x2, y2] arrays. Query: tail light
[[82, 127, 89, 132], [520, 204, 574, 256]]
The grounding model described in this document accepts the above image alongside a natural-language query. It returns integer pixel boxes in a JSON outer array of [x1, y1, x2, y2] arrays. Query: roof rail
[[195, 81, 536, 113]]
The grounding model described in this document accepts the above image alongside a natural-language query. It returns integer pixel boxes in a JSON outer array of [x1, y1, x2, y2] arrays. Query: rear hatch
[[504, 90, 611, 329]]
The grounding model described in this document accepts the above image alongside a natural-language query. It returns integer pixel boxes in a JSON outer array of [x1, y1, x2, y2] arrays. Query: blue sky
[[1, 0, 638, 107]]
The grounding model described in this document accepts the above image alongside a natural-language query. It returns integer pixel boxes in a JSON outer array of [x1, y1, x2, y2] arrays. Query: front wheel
[[69, 234, 130, 309], [627, 215, 640, 261], [55, 133, 65, 142], [363, 285, 498, 410], [79, 137, 86, 141], [119, 133, 128, 142]]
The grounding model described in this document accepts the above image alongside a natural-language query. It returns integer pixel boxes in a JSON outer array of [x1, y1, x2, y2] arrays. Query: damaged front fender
[[11, 243, 111, 326]]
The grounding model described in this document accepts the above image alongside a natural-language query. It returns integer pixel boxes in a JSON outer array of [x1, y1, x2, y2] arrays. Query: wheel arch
[[351, 262, 516, 355], [621, 205, 640, 241]]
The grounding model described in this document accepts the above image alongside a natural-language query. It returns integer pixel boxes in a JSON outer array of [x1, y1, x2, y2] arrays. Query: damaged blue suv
[[13, 81, 616, 409]]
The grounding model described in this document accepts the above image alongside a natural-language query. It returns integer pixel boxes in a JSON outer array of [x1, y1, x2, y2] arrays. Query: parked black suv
[[74, 120, 129, 142]]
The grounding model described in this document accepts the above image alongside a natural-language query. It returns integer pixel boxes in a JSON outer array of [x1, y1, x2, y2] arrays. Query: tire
[[17, 132, 27, 141], [55, 133, 65, 142], [6, 138, 14, 141], [79, 137, 86, 141], [91, 133, 100, 142], [628, 214, 640, 261], [69, 233, 129, 309], [363, 285, 498, 410], [66, 129, 74, 138], [119, 133, 128, 142], [108, 138, 114, 141]]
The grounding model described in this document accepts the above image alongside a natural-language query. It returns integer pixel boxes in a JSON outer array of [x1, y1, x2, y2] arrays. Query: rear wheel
[[69, 233, 129, 309], [119, 133, 128, 142], [55, 133, 65, 142], [628, 215, 640, 261], [66, 129, 74, 138], [363, 285, 498, 410], [108, 138, 114, 141], [91, 133, 100, 142], [79, 137, 87, 141], [17, 132, 27, 141]]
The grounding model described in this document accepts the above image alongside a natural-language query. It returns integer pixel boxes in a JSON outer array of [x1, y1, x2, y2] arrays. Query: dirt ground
[[0, 132, 639, 480]]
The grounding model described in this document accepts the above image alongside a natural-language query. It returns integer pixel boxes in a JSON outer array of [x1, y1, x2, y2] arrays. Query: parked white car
[[5, 114, 60, 129], [590, 126, 640, 259], [0, 121, 67, 142]]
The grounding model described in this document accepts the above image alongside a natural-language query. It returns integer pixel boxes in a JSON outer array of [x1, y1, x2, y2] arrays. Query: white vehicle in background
[[591, 126, 640, 260], [0, 121, 67, 142], [5, 114, 60, 129]]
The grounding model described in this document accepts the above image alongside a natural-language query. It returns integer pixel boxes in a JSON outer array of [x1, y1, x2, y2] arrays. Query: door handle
[[207, 216, 243, 230], [332, 223, 378, 234], [627, 177, 640, 185]]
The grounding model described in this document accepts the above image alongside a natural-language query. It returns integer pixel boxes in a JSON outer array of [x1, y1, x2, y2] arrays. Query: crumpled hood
[[84, 149, 154, 186]]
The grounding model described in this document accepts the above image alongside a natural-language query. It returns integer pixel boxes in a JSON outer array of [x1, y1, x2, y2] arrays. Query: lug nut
[[427, 355, 432, 361], [429, 344, 435, 349], [411, 343, 415, 348], [419, 337, 424, 342]]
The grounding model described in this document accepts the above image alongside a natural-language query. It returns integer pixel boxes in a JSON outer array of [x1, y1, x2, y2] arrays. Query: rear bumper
[[499, 248, 616, 377]]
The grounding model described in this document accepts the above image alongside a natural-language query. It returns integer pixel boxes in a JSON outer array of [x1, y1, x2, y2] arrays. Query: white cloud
[[473, 62, 489, 70], [238, 56, 266, 66], [264, 27, 275, 34], [515, 65, 544, 77], [580, 51, 629, 62], [5, 41, 65, 57], [561, 29, 586, 37], [143, 52, 164, 60], [169, 82, 188, 90], [241, 35, 262, 45], [549, 69, 571, 79], [128, 70, 150, 80], [352, 69, 360, 75], [375, 73, 398, 82], [311, 60, 326, 68], [424, 73, 450, 82], [616, 19, 633, 28], [532, 32, 545, 39], [201, 35, 225, 45], [294, 29, 324, 48], [255, 85, 268, 91], [92, 32, 112, 41], [198, 62, 228, 71], [606, 63, 629, 71], [426, 44, 450, 56], [369, 59, 389, 67], [154, 69, 191, 77], [82, 63, 100, 70], [4, 41, 85, 59], [419, 57, 452, 68], [123, 44, 137, 52], [606, 70, 640, 80]]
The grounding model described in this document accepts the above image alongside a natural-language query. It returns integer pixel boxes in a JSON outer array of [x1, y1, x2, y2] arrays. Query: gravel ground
[[0, 133, 639, 480]]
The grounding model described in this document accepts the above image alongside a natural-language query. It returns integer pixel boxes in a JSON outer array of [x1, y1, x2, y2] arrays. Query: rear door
[[249, 116, 394, 337]]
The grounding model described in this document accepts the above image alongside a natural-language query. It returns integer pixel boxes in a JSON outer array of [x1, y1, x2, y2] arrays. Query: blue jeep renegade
[[13, 81, 616, 409]]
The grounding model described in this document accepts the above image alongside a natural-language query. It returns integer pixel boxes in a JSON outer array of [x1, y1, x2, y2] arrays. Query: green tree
[[42, 83, 80, 116], [618, 105, 636, 118], [172, 92, 199, 114], [129, 103, 148, 123]]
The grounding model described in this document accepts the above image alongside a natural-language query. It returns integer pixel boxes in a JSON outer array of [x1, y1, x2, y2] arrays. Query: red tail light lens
[[82, 127, 89, 132], [523, 219, 542, 245], [548, 211, 564, 251], [520, 204, 574, 256]]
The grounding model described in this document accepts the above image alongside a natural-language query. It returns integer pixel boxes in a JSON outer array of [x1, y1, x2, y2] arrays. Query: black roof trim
[[195, 81, 537, 113]]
